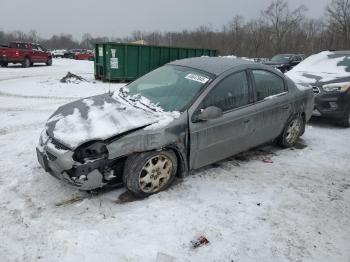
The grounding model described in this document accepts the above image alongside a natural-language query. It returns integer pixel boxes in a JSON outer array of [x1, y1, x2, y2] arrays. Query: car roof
[[169, 57, 255, 76]]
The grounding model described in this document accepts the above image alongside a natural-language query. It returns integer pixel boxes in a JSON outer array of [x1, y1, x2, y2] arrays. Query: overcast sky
[[0, 0, 331, 40]]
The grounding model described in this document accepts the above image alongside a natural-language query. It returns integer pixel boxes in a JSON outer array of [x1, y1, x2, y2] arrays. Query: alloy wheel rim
[[286, 118, 301, 144], [139, 155, 173, 193]]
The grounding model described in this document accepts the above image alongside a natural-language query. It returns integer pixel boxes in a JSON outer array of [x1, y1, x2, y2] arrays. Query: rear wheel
[[22, 57, 31, 68], [279, 114, 304, 148], [123, 150, 178, 198], [338, 106, 350, 128]]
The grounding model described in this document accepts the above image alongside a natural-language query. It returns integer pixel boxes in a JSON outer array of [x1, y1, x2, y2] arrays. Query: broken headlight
[[322, 82, 350, 92], [73, 141, 109, 163]]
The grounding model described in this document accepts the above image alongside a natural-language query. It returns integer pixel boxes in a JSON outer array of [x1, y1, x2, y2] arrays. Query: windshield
[[123, 65, 211, 112], [271, 54, 291, 63]]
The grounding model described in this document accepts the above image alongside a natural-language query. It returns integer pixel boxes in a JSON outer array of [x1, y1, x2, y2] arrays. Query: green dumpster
[[94, 42, 218, 82]]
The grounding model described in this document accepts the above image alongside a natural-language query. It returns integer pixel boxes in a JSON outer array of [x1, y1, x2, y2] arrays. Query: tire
[[279, 114, 305, 148], [46, 57, 52, 66], [123, 150, 178, 198], [338, 106, 350, 128], [0, 62, 8, 67], [22, 57, 31, 68]]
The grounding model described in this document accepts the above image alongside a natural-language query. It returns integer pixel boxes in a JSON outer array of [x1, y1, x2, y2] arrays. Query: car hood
[[286, 70, 350, 86], [46, 93, 180, 149]]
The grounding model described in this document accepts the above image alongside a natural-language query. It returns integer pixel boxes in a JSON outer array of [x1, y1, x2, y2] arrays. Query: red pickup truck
[[0, 42, 52, 68]]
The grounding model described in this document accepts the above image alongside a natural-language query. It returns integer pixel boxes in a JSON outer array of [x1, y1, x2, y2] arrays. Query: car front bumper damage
[[36, 137, 107, 190]]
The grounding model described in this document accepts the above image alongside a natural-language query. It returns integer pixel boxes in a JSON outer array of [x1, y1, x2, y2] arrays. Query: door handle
[[244, 119, 251, 124], [282, 105, 290, 110]]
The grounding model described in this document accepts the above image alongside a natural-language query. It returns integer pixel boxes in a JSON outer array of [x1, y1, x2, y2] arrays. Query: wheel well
[[164, 146, 187, 178]]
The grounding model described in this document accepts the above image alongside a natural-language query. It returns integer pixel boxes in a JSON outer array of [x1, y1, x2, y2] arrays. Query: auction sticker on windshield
[[185, 74, 209, 84]]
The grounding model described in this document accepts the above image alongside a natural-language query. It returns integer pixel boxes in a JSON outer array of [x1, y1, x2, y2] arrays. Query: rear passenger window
[[252, 70, 286, 101], [202, 71, 249, 112]]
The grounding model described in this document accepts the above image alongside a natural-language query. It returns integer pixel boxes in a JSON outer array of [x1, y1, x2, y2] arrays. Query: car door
[[31, 44, 40, 62], [37, 45, 48, 62], [247, 69, 291, 146], [189, 70, 256, 169]]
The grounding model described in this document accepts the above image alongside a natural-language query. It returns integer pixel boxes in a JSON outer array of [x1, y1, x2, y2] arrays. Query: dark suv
[[286, 51, 350, 127], [264, 54, 304, 73]]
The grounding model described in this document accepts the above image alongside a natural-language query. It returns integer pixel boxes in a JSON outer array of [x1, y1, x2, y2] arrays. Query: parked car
[[0, 42, 52, 68], [63, 49, 79, 59], [36, 57, 314, 197], [63, 49, 90, 59], [264, 54, 304, 73], [286, 50, 350, 127], [51, 49, 67, 58], [75, 50, 94, 60]]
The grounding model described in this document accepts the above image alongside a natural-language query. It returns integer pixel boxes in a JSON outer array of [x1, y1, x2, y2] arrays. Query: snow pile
[[60, 72, 87, 84]]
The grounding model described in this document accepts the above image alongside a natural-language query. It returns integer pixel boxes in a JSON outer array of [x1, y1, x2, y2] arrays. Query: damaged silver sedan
[[36, 57, 314, 197]]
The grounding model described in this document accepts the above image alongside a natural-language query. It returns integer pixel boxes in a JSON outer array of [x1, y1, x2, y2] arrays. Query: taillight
[[15, 51, 19, 56]]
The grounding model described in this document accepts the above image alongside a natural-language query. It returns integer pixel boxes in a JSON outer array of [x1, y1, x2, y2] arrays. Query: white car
[[51, 49, 67, 58]]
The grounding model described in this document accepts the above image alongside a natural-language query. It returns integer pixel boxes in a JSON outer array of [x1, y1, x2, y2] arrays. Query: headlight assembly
[[322, 82, 350, 92], [73, 141, 109, 163]]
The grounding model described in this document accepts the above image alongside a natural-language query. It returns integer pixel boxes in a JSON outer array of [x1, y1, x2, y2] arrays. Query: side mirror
[[197, 106, 223, 121]]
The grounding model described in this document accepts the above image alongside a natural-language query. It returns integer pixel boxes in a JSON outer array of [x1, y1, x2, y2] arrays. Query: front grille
[[50, 138, 70, 150], [312, 86, 320, 94], [46, 151, 57, 161]]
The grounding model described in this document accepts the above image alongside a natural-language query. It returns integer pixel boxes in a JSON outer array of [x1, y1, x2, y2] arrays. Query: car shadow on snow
[[53, 140, 309, 206], [308, 116, 346, 129]]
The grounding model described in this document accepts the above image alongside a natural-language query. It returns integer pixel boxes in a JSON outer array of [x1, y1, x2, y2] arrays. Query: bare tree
[[262, 0, 307, 53], [326, 0, 350, 48]]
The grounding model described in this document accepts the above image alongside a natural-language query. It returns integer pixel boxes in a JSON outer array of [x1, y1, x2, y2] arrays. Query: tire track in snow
[[0, 122, 45, 136], [0, 91, 80, 101]]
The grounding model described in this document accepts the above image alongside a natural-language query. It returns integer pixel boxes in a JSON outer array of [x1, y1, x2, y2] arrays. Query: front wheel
[[46, 57, 52, 66], [0, 62, 8, 67], [279, 114, 304, 148], [123, 150, 178, 198], [338, 106, 350, 128]]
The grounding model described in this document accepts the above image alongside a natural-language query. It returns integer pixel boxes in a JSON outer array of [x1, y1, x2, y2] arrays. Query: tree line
[[0, 0, 349, 58]]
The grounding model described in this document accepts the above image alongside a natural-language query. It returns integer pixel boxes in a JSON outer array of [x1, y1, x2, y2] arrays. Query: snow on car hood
[[46, 92, 180, 149], [286, 51, 350, 84]]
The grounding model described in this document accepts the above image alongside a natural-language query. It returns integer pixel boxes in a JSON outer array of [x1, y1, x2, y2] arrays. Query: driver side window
[[201, 71, 249, 112]]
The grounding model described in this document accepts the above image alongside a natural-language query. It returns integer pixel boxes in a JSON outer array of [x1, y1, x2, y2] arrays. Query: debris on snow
[[262, 158, 273, 164], [60, 72, 87, 84], [55, 194, 88, 207], [190, 235, 210, 249]]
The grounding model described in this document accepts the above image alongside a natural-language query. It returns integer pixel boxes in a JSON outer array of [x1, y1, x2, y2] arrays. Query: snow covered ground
[[0, 59, 349, 262]]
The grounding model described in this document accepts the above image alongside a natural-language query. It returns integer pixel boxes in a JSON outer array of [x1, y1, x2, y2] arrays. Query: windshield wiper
[[117, 88, 158, 112]]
